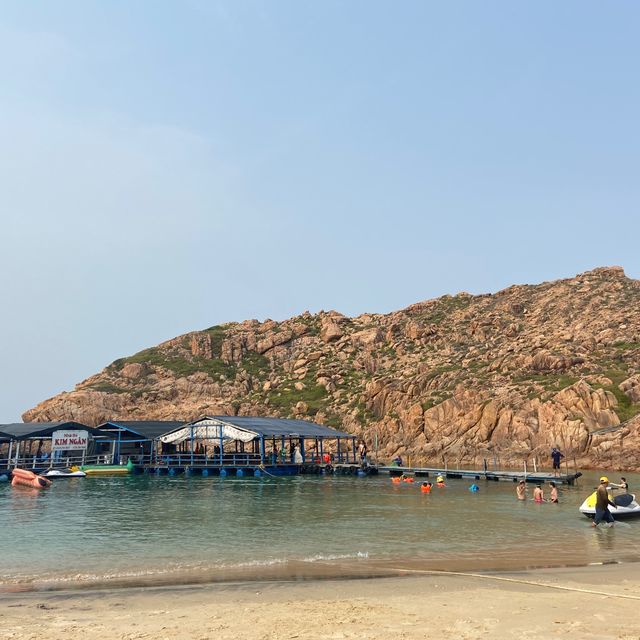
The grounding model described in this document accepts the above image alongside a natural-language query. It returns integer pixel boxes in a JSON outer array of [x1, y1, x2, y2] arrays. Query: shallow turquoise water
[[1, 470, 638, 590]]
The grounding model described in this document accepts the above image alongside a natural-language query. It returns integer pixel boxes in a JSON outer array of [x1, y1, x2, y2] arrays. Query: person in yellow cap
[[593, 476, 616, 527]]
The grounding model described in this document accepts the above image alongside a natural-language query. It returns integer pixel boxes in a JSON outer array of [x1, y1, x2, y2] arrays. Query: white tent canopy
[[160, 419, 256, 444]]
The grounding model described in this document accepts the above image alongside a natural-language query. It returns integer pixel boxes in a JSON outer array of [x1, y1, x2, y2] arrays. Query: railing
[[153, 453, 264, 467], [0, 452, 343, 471], [0, 453, 114, 470]]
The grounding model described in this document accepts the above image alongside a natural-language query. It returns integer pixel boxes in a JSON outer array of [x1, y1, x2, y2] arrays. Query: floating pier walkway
[[379, 465, 582, 485]]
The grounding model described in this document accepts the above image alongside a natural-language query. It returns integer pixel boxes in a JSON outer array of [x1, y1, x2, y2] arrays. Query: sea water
[[1, 470, 638, 591]]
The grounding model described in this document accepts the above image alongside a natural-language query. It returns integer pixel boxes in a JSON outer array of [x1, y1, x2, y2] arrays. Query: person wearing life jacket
[[421, 481, 432, 494], [469, 484, 479, 492], [403, 476, 414, 483], [436, 475, 446, 487], [391, 474, 403, 484]]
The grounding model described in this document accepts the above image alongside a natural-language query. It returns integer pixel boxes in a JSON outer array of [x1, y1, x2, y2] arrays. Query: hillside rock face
[[24, 267, 640, 470]]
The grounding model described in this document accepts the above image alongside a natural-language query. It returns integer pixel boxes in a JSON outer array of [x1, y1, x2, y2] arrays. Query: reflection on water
[[0, 469, 638, 590]]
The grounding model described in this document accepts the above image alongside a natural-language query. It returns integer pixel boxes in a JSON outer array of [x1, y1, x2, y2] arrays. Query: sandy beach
[[1, 563, 639, 640]]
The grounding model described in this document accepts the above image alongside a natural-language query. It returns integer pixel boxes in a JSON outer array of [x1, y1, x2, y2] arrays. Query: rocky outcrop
[[23, 266, 640, 470]]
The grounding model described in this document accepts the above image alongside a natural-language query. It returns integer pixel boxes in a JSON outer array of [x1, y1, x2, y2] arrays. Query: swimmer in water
[[533, 485, 544, 503], [549, 481, 559, 503], [516, 480, 526, 500]]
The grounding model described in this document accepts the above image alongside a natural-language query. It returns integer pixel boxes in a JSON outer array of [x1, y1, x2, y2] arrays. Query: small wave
[[302, 552, 370, 563]]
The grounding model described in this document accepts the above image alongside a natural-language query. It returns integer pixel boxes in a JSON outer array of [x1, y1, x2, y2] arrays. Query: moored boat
[[42, 468, 87, 478], [579, 491, 640, 518]]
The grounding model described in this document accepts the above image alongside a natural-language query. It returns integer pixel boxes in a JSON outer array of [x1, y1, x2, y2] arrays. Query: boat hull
[[42, 469, 87, 478], [579, 491, 640, 518]]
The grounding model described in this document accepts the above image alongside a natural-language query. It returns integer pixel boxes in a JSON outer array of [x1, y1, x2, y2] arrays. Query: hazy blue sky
[[1, 1, 639, 421]]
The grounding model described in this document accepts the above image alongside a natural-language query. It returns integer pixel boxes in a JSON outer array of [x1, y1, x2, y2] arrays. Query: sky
[[1, 1, 639, 422]]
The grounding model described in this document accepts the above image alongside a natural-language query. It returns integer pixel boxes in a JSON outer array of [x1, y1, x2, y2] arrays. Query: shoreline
[[2, 563, 639, 639], [3, 552, 640, 595]]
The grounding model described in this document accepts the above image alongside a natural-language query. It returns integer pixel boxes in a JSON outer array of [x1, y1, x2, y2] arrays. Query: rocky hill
[[24, 267, 640, 470]]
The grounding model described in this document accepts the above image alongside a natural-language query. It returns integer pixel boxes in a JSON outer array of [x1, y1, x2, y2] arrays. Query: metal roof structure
[[161, 416, 351, 442], [96, 421, 186, 440], [0, 421, 103, 440]]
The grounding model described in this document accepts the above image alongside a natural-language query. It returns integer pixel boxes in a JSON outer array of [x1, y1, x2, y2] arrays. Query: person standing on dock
[[593, 476, 616, 527], [550, 446, 564, 476], [358, 440, 368, 465]]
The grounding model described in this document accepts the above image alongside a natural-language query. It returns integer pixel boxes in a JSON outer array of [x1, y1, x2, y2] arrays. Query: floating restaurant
[[0, 417, 360, 477], [0, 421, 107, 472], [147, 415, 357, 476], [95, 420, 186, 463]]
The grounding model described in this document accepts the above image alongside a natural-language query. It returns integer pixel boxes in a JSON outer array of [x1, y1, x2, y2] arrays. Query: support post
[[337, 438, 341, 463], [260, 436, 265, 464], [219, 427, 224, 466], [190, 425, 194, 466], [300, 437, 305, 463], [116, 429, 122, 464], [319, 438, 324, 462], [374, 432, 378, 466]]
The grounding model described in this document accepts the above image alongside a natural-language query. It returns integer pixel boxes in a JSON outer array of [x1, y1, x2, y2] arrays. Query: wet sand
[[1, 563, 639, 640]]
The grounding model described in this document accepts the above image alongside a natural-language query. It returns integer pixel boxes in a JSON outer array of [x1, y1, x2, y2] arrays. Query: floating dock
[[379, 465, 582, 485]]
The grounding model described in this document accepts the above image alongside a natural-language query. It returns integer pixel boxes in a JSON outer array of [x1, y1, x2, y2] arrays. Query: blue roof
[[97, 421, 186, 440], [0, 422, 103, 440]]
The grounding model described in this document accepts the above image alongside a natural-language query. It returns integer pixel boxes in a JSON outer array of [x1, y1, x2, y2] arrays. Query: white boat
[[41, 468, 87, 479], [579, 491, 640, 518]]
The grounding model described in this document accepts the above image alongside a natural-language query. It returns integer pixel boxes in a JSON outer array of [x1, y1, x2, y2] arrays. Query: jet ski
[[41, 468, 87, 479], [579, 490, 640, 518]]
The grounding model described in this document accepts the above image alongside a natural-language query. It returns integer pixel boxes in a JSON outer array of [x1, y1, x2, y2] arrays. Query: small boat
[[42, 468, 87, 479], [579, 491, 640, 518]]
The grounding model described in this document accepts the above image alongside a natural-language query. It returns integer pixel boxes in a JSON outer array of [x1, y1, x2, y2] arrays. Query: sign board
[[51, 430, 89, 451]]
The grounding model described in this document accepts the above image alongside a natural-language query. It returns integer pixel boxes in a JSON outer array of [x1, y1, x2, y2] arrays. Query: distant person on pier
[[550, 447, 564, 476], [358, 441, 368, 465], [392, 455, 403, 467], [516, 480, 527, 500]]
